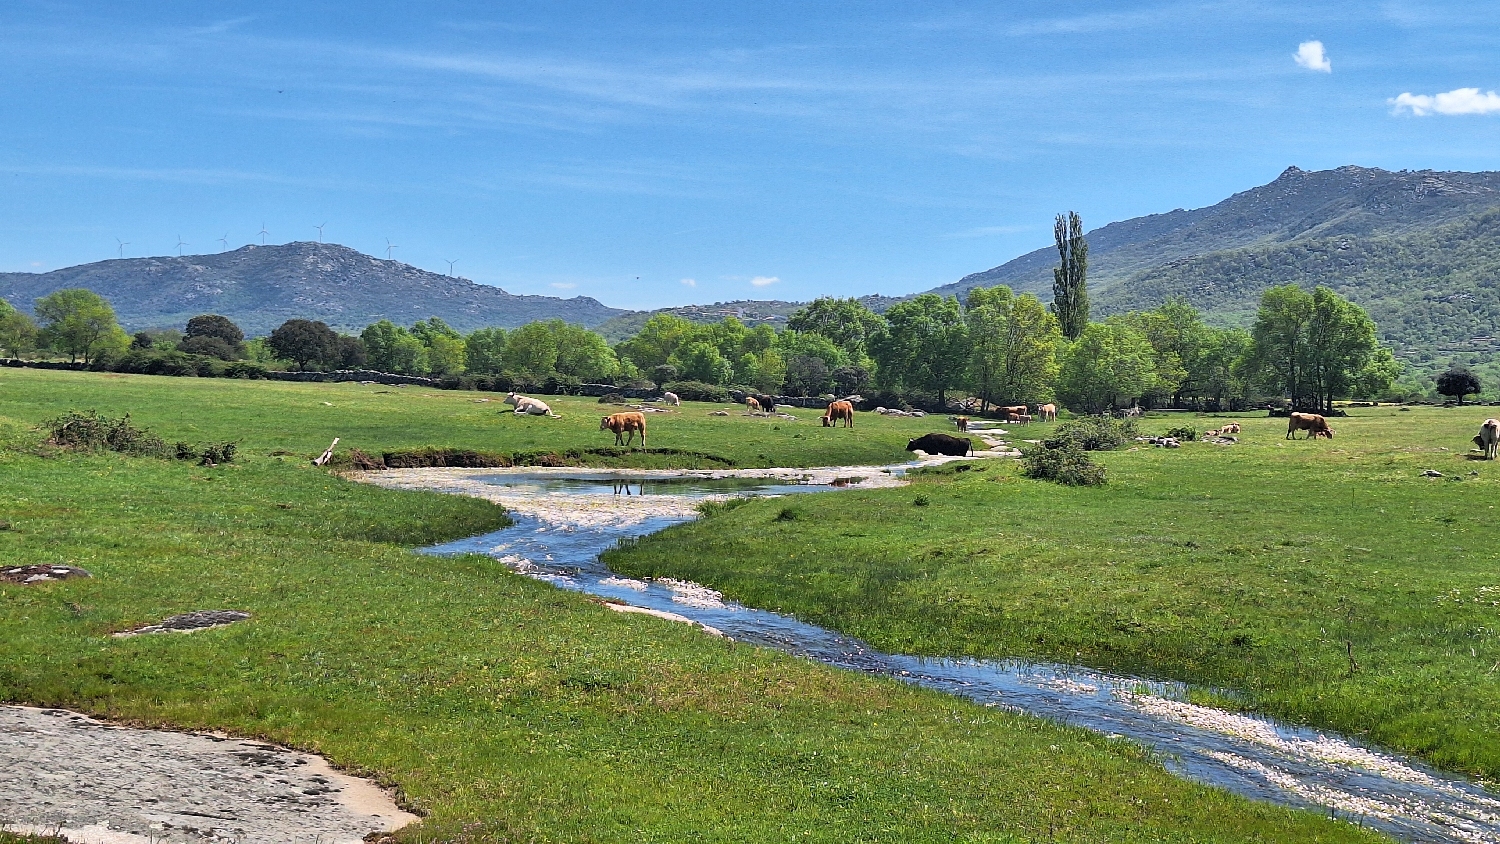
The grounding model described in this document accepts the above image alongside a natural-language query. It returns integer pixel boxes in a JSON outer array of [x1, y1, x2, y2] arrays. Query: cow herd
[[505, 393, 1500, 464]]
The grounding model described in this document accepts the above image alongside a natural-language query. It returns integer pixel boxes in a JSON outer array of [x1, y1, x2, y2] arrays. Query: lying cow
[[1286, 412, 1333, 440], [504, 392, 560, 417], [600, 411, 647, 447], [1220, 422, 1241, 435], [907, 432, 972, 457], [662, 391, 681, 406], [822, 400, 854, 428], [1475, 419, 1500, 459]]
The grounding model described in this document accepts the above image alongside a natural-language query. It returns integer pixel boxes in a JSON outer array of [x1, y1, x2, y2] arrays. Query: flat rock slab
[[2, 565, 92, 585], [0, 705, 417, 844], [112, 611, 251, 638]]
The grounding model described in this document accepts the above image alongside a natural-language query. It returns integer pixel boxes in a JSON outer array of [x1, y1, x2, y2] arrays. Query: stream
[[385, 466, 1500, 844]]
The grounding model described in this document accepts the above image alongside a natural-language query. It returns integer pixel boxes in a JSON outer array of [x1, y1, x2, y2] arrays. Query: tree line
[[1, 214, 1408, 412]]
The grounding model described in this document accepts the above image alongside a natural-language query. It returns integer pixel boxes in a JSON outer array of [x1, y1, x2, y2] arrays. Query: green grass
[[0, 369, 1380, 842], [606, 406, 1500, 783], [0, 367, 934, 468]]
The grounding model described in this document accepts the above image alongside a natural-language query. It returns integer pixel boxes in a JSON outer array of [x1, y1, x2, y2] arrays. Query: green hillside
[[1102, 209, 1500, 370]]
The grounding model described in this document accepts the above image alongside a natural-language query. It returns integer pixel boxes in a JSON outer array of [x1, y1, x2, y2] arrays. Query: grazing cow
[[822, 400, 855, 428], [1286, 412, 1334, 440], [751, 394, 777, 414], [906, 432, 973, 457], [504, 392, 560, 417], [745, 396, 762, 413], [1474, 418, 1500, 459], [954, 416, 969, 432], [1038, 403, 1058, 422], [662, 391, 681, 406], [600, 411, 648, 447]]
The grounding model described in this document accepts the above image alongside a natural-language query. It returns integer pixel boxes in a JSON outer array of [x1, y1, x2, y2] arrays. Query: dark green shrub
[[1165, 425, 1199, 441], [224, 361, 268, 379], [197, 442, 237, 465], [1022, 441, 1107, 486], [44, 410, 169, 457], [1044, 416, 1137, 451], [663, 380, 730, 403]]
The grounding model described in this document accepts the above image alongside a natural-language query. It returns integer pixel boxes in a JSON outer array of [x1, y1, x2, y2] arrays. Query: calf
[[600, 411, 648, 447], [1286, 412, 1333, 440], [906, 432, 973, 457], [1474, 418, 1500, 459]]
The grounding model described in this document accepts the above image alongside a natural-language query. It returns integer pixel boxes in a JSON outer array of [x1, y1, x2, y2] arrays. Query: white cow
[[662, 391, 681, 406], [1475, 418, 1500, 460], [504, 392, 560, 417]]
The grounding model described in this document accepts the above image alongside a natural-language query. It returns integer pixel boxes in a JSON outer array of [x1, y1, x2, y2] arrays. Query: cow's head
[[599, 416, 611, 430], [822, 415, 833, 427]]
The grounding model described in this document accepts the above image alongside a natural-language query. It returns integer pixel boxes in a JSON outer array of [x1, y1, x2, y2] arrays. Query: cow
[[1000, 405, 1028, 420], [1038, 403, 1058, 422], [1474, 419, 1500, 459], [907, 432, 973, 457], [745, 396, 762, 413], [1006, 411, 1030, 424], [751, 393, 777, 413], [954, 416, 969, 432], [600, 411, 648, 447], [822, 400, 854, 428], [1122, 405, 1144, 419], [504, 392, 560, 417], [662, 391, 681, 406], [1286, 412, 1334, 440], [1219, 422, 1241, 435]]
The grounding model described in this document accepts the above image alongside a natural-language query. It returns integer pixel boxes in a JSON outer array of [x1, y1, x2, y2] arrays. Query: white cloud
[[1389, 87, 1500, 116], [680, 277, 696, 287], [1294, 41, 1331, 73], [549, 282, 576, 289], [749, 276, 780, 288]]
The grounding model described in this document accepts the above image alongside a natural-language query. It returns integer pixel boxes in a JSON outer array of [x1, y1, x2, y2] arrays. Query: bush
[[224, 361, 269, 379], [1044, 416, 1137, 451], [44, 410, 168, 457], [663, 380, 730, 403], [1022, 441, 1106, 486], [1165, 425, 1199, 441]]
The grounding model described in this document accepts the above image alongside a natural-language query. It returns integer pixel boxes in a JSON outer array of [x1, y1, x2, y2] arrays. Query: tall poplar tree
[[1051, 211, 1089, 340]]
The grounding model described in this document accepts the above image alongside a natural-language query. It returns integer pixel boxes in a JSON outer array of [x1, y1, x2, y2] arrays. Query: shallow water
[[424, 469, 1500, 844], [470, 471, 845, 498]]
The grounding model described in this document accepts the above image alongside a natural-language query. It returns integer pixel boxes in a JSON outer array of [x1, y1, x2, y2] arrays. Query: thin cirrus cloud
[[1293, 41, 1331, 73], [549, 282, 576, 289], [1389, 87, 1500, 116], [749, 276, 780, 287], [680, 278, 697, 287]]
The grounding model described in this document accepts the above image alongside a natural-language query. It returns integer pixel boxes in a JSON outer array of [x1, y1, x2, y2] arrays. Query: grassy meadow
[[0, 368, 1387, 842], [606, 404, 1500, 783]]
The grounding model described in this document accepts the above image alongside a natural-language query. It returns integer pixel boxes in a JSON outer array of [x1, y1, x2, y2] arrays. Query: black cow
[[906, 433, 972, 457], [752, 393, 777, 414]]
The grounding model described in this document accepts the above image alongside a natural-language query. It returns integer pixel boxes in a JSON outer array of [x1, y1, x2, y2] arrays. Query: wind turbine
[[218, 233, 229, 252], [115, 238, 129, 258], [445, 259, 457, 276], [385, 238, 398, 259], [259, 223, 270, 245], [314, 222, 326, 243], [175, 235, 189, 257]]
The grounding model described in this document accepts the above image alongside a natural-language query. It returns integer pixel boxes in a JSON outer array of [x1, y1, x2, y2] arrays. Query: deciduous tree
[[0, 298, 38, 358], [268, 319, 339, 371], [1056, 322, 1157, 414], [34, 289, 126, 364], [1052, 211, 1089, 340], [868, 294, 969, 405], [1437, 365, 1482, 405], [965, 285, 1060, 411]]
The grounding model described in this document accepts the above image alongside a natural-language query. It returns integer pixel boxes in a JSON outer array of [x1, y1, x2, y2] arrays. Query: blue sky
[[3, 1, 1499, 310]]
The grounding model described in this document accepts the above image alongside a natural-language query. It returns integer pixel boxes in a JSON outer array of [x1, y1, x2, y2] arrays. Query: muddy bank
[[0, 706, 416, 844]]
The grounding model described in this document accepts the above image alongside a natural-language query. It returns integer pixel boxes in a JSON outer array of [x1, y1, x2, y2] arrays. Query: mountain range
[[0, 242, 625, 335], [5, 165, 1500, 365]]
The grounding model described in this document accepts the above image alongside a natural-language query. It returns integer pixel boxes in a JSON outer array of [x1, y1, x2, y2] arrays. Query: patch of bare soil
[[1, 565, 91, 585], [0, 706, 417, 844]]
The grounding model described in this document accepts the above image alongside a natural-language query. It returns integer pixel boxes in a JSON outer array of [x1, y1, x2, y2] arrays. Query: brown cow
[[954, 415, 969, 432], [1286, 412, 1333, 440], [600, 411, 648, 447], [1000, 405, 1028, 419], [1037, 403, 1058, 422], [745, 396, 762, 413], [822, 400, 854, 428]]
